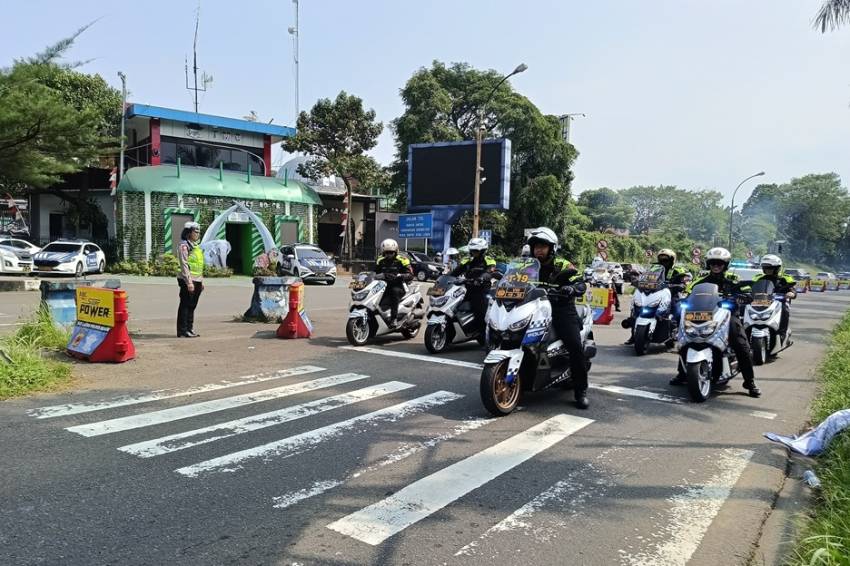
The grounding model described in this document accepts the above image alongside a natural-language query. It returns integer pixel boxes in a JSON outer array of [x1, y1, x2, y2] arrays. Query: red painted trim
[[263, 135, 272, 176], [150, 118, 161, 165]]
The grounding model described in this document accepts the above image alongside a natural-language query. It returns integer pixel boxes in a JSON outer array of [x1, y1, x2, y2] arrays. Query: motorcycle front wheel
[[751, 336, 767, 366], [480, 360, 520, 416], [634, 325, 651, 356], [686, 360, 712, 403], [345, 317, 370, 346], [424, 324, 449, 353]]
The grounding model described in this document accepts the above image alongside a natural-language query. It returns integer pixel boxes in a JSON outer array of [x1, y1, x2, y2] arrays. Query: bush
[[107, 260, 151, 276], [150, 253, 180, 277], [204, 266, 233, 278]]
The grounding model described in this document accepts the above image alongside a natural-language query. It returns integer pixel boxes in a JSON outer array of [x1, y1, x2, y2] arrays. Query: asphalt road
[[1, 278, 848, 566]]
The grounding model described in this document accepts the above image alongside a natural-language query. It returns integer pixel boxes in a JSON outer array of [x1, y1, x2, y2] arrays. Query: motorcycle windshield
[[684, 283, 720, 321], [750, 279, 776, 309], [428, 274, 457, 297], [495, 258, 540, 302], [350, 272, 375, 290], [638, 264, 666, 291]]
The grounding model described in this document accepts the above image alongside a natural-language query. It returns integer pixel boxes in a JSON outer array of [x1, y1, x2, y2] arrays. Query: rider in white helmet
[[451, 237, 497, 335], [375, 238, 413, 327], [754, 254, 796, 341], [526, 227, 591, 410], [674, 247, 760, 397]]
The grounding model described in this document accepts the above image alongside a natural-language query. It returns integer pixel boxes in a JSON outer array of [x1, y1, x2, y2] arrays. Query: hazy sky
[[3, 0, 849, 204]]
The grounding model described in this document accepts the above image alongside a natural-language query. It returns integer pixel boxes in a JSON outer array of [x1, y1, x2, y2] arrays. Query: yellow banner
[[76, 287, 115, 327], [575, 287, 610, 308]]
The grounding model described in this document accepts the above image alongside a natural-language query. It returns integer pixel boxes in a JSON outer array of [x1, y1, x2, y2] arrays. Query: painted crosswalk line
[[67, 373, 368, 437], [273, 417, 494, 509], [326, 413, 593, 546], [119, 381, 414, 458], [619, 448, 753, 566], [29, 365, 325, 419], [175, 391, 464, 478]]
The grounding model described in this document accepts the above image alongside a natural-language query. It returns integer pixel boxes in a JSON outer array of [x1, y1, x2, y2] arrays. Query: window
[[160, 141, 177, 164], [43, 243, 81, 254], [177, 143, 197, 166], [226, 150, 247, 172], [248, 152, 265, 175]]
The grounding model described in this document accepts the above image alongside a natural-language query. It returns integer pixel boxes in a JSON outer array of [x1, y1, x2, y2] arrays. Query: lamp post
[[472, 63, 528, 237], [117, 71, 128, 260], [728, 171, 765, 251]]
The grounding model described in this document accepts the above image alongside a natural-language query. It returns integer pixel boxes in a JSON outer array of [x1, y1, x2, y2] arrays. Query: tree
[[576, 187, 634, 232], [391, 61, 578, 247], [814, 0, 850, 32], [620, 185, 677, 234], [282, 91, 387, 260]]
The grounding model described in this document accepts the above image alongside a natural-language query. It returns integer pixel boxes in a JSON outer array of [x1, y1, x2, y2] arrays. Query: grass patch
[[0, 306, 72, 399], [791, 311, 850, 566]]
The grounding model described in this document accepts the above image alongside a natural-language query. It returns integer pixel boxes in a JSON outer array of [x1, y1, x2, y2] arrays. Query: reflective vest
[[187, 243, 204, 278]]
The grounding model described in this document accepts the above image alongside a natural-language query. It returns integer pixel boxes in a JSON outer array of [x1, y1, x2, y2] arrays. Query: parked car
[[729, 267, 762, 282], [838, 272, 850, 290], [0, 244, 34, 274], [815, 271, 839, 291], [785, 268, 811, 293], [400, 251, 444, 281], [0, 237, 40, 255], [277, 243, 336, 284], [32, 240, 106, 277]]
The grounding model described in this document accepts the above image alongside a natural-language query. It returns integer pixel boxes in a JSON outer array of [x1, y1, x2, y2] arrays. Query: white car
[[0, 237, 41, 255], [0, 245, 34, 274], [33, 241, 106, 277]]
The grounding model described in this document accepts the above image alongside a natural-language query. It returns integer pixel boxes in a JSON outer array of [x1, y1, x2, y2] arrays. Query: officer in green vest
[[177, 221, 205, 338]]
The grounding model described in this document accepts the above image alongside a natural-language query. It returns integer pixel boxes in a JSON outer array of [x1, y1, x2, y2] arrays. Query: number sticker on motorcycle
[[752, 294, 772, 307], [685, 311, 712, 322], [505, 273, 530, 284], [496, 287, 526, 300]]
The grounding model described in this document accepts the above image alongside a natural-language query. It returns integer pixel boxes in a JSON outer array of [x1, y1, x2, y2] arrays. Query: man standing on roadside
[[177, 221, 204, 338]]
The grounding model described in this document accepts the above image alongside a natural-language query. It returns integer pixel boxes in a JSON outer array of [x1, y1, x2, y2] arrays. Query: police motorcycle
[[424, 267, 495, 353], [677, 282, 751, 402], [345, 270, 425, 346], [480, 258, 596, 416], [744, 279, 793, 365], [623, 265, 677, 356]]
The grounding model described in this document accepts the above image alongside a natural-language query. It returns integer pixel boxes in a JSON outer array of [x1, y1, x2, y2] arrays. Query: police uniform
[[451, 255, 497, 333], [375, 254, 413, 324], [177, 239, 204, 337]]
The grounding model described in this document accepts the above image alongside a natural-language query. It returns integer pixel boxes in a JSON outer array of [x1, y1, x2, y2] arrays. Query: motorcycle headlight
[[509, 314, 533, 331], [352, 290, 370, 301], [429, 295, 449, 307], [685, 321, 717, 337]]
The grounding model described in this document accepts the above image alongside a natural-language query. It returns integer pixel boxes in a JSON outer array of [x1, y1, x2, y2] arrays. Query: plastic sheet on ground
[[764, 409, 850, 456]]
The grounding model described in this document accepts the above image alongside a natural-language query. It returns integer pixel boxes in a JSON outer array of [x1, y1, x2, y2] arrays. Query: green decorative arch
[[163, 208, 200, 254]]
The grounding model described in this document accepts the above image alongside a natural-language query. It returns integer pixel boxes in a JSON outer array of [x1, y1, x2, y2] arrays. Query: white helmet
[[446, 247, 459, 257], [468, 237, 488, 252], [657, 248, 676, 263], [380, 238, 399, 253], [761, 254, 782, 269], [520, 244, 531, 257], [705, 247, 732, 268], [526, 227, 559, 259], [184, 221, 201, 231]]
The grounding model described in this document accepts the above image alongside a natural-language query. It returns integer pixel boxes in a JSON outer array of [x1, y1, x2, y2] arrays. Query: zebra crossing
[[29, 364, 597, 548]]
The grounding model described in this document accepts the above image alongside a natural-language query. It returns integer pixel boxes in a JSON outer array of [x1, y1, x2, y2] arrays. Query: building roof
[[117, 165, 322, 205], [126, 104, 295, 139], [277, 155, 379, 199]]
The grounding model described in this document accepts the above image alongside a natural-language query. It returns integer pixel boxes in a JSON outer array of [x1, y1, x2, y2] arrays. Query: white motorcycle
[[424, 273, 490, 353], [626, 265, 677, 355], [677, 282, 746, 402], [744, 278, 792, 365], [481, 258, 596, 416], [346, 271, 425, 346]]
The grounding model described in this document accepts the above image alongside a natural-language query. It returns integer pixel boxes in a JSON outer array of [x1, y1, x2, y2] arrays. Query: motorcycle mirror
[[492, 272, 504, 280], [287, 254, 295, 260]]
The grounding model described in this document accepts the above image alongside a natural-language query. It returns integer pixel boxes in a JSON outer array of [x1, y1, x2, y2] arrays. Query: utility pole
[[728, 171, 765, 251], [118, 71, 128, 260], [185, 4, 212, 112], [288, 0, 300, 123]]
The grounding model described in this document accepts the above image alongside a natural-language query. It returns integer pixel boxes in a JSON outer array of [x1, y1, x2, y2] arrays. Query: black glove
[[558, 285, 575, 297], [374, 273, 385, 281]]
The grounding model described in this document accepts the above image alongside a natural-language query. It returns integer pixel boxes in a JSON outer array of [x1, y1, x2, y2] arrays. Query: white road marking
[[750, 410, 777, 420], [272, 417, 494, 509], [343, 346, 682, 404], [29, 365, 325, 419], [119, 381, 413, 458], [326, 413, 593, 546], [620, 448, 754, 566], [66, 373, 367, 437], [340, 346, 485, 369], [175, 391, 463, 478]]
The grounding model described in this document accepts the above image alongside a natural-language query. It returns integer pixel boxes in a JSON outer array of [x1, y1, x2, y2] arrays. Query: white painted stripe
[[176, 391, 463, 478], [750, 410, 777, 420], [620, 448, 753, 566], [273, 417, 493, 509], [67, 373, 368, 437], [343, 346, 682, 405], [326, 413, 593, 546], [29, 365, 325, 419], [119, 381, 413, 458], [340, 346, 484, 370]]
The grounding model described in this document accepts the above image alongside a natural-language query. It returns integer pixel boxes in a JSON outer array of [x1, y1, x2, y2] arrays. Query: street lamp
[[728, 171, 765, 251], [472, 63, 528, 237]]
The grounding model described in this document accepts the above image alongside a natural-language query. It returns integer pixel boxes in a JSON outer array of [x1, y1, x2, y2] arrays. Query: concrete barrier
[[243, 276, 301, 322], [0, 278, 40, 292]]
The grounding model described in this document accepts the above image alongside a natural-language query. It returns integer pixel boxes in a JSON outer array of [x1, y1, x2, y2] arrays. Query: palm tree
[[814, 0, 850, 32]]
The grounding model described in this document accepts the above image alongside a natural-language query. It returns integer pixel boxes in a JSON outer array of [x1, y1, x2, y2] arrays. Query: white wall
[[160, 119, 264, 149], [37, 192, 116, 243]]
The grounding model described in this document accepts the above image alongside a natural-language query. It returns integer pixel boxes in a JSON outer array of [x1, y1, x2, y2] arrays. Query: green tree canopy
[[576, 187, 634, 232]]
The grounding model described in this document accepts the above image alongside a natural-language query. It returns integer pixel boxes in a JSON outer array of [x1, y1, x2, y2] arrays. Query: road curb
[[0, 278, 40, 292]]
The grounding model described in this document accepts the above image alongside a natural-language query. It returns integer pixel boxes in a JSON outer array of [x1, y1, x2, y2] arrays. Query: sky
[[2, 0, 849, 205]]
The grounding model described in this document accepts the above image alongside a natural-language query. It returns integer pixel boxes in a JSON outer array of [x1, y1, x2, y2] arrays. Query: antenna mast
[[288, 0, 300, 122], [185, 3, 212, 112]]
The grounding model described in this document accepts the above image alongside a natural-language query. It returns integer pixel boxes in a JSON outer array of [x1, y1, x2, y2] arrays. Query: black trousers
[[177, 279, 203, 336], [678, 315, 755, 383], [381, 284, 405, 321], [467, 288, 489, 333], [779, 303, 790, 336], [552, 305, 588, 393]]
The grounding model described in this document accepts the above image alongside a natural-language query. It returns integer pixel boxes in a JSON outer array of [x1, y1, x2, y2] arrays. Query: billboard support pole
[[425, 238, 428, 255], [472, 109, 483, 238]]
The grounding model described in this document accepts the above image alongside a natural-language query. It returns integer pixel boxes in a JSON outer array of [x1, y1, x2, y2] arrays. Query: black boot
[[743, 380, 761, 398], [670, 374, 687, 386], [574, 390, 589, 410]]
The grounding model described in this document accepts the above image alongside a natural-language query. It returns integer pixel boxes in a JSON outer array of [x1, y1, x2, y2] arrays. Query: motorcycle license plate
[[496, 287, 526, 300], [752, 296, 772, 307], [427, 287, 445, 297], [350, 281, 365, 290], [685, 311, 712, 322]]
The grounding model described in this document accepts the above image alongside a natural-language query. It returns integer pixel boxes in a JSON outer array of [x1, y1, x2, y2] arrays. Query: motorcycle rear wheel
[[686, 360, 712, 402], [480, 360, 520, 416]]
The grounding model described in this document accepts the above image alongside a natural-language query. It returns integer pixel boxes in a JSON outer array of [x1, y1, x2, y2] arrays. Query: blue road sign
[[479, 230, 492, 245], [399, 213, 433, 239]]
